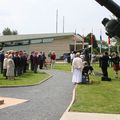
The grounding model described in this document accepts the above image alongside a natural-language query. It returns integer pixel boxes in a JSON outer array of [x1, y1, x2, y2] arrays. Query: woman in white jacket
[[72, 52, 83, 84]]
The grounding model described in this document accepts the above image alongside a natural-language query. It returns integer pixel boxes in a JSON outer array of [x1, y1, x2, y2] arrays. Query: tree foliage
[[2, 27, 18, 35], [84, 33, 98, 48]]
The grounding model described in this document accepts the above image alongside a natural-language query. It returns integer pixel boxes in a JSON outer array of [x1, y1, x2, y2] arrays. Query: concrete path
[[0, 69, 74, 120]]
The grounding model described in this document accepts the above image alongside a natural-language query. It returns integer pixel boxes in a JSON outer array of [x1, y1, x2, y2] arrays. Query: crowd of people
[[0, 48, 119, 82], [71, 51, 120, 84], [0, 50, 56, 80]]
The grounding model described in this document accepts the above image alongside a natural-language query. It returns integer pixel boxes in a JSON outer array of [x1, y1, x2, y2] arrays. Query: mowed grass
[[54, 63, 120, 114], [54, 63, 71, 71], [0, 71, 50, 87]]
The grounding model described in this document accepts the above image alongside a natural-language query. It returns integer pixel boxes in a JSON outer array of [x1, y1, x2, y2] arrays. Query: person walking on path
[[71, 52, 83, 84]]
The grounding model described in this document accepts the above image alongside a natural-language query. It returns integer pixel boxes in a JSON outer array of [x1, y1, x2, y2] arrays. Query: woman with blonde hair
[[71, 52, 83, 84]]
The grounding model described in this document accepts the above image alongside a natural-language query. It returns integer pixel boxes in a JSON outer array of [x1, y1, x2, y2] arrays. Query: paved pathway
[[0, 70, 74, 120]]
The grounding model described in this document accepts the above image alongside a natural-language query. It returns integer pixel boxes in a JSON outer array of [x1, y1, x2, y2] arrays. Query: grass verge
[[0, 71, 50, 87], [54, 63, 120, 114]]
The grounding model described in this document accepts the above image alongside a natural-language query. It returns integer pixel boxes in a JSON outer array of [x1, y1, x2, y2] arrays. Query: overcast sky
[[0, 0, 120, 40]]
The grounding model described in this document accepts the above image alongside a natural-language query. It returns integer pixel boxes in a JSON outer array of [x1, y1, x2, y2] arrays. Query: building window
[[31, 39, 43, 44], [31, 38, 54, 44], [43, 38, 54, 43]]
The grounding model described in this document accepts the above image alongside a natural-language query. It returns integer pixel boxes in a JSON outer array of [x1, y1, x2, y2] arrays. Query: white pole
[[91, 45, 93, 64], [100, 29, 102, 54], [108, 45, 110, 55], [74, 34, 77, 51], [100, 44, 102, 54], [90, 29, 93, 64], [63, 16, 64, 33], [117, 45, 119, 53], [56, 9, 58, 33]]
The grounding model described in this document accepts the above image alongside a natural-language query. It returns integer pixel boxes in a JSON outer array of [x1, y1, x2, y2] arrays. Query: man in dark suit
[[100, 52, 110, 81]]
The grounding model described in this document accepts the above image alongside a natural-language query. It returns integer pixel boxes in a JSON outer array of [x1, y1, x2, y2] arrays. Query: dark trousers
[[101, 67, 108, 78]]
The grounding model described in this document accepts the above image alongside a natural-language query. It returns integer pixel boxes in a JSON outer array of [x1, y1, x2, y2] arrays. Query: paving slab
[[60, 112, 120, 120], [0, 97, 28, 109]]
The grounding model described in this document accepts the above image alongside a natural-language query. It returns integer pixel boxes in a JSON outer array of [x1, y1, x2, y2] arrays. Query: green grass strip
[[0, 71, 50, 87]]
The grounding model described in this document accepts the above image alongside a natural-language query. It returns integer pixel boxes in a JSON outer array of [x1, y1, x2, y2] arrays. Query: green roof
[[0, 33, 75, 43]]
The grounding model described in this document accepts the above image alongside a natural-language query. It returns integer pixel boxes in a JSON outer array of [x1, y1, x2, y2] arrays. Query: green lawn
[[54, 63, 120, 114], [54, 63, 71, 71], [0, 71, 50, 87]]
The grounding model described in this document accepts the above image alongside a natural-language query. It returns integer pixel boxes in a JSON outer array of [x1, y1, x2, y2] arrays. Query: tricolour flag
[[82, 35, 84, 49], [108, 36, 111, 45], [100, 30, 102, 43], [90, 33, 93, 45], [82, 35, 84, 44]]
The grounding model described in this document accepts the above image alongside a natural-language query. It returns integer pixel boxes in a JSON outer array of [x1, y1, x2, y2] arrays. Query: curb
[[60, 84, 77, 120]]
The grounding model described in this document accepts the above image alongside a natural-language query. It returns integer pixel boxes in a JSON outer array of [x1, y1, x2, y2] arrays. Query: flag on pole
[[108, 36, 111, 45], [90, 33, 93, 45], [82, 35, 84, 49], [100, 30, 102, 43]]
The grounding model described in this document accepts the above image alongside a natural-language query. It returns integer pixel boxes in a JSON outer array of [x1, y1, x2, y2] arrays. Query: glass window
[[31, 39, 43, 44]]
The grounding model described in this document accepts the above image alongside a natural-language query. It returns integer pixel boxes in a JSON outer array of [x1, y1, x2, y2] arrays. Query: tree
[[12, 30, 18, 35], [2, 28, 12, 35], [85, 33, 98, 48], [2, 27, 18, 35]]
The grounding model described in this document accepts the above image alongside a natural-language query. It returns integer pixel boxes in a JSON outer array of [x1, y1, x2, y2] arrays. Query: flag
[[108, 36, 110, 45], [82, 35, 84, 45], [100, 30, 102, 43], [82, 35, 84, 49], [90, 33, 93, 45]]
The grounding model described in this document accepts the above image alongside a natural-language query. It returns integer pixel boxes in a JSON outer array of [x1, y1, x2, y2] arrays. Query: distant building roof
[[0, 33, 75, 43]]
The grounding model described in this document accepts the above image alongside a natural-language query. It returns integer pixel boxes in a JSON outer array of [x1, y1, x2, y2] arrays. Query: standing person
[[0, 50, 4, 73], [6, 54, 15, 80], [33, 52, 39, 73], [39, 52, 44, 69], [3, 54, 8, 79], [70, 51, 75, 64], [100, 51, 110, 81], [42, 52, 47, 69], [71, 52, 83, 84], [48, 51, 51, 63], [50, 51, 56, 69], [112, 52, 120, 78], [13, 51, 20, 76], [30, 51, 34, 71]]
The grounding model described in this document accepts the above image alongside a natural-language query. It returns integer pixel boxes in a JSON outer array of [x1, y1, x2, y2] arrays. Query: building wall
[[2, 36, 77, 59], [29, 36, 74, 59]]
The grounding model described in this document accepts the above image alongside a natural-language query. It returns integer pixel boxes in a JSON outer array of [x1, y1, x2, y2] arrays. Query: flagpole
[[82, 35, 84, 49], [108, 36, 111, 55], [73, 34, 77, 51], [56, 9, 58, 33], [63, 16, 64, 33], [90, 29, 93, 64], [117, 45, 119, 53], [100, 30, 102, 54], [108, 45, 110, 55]]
